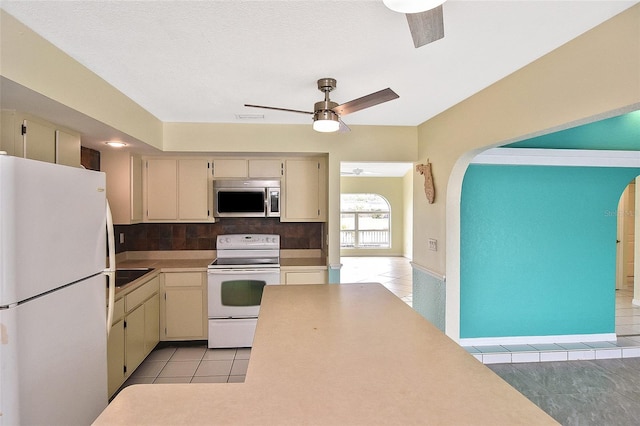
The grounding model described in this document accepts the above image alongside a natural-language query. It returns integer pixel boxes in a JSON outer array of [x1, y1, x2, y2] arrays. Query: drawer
[[284, 271, 327, 285], [126, 276, 159, 312], [163, 272, 203, 287]]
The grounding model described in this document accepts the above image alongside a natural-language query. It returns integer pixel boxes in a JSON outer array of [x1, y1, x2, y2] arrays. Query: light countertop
[[94, 284, 557, 425]]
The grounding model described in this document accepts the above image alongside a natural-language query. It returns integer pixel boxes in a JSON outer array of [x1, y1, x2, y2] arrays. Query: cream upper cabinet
[[55, 129, 81, 167], [178, 159, 211, 221], [281, 157, 327, 222], [0, 111, 80, 167], [144, 157, 212, 222], [248, 159, 283, 178], [145, 158, 178, 220], [213, 158, 283, 178], [212, 159, 247, 178], [23, 118, 56, 163], [102, 150, 143, 225]]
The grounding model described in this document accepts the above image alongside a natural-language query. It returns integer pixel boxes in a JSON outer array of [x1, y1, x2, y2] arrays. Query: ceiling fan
[[383, 0, 446, 48], [341, 168, 382, 176], [245, 78, 399, 133]]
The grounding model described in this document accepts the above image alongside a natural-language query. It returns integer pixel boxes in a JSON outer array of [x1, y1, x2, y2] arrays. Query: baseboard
[[460, 333, 618, 347]]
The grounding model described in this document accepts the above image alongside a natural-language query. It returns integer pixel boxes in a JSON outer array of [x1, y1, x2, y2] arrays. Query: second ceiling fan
[[245, 78, 399, 133]]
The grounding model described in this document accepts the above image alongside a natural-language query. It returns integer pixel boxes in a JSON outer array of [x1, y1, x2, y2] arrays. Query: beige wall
[[412, 4, 640, 338], [402, 169, 413, 259], [340, 176, 406, 257], [0, 10, 163, 150], [0, 8, 419, 270]]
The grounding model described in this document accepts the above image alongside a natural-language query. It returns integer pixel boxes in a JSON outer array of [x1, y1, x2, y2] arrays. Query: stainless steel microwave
[[213, 180, 280, 218]]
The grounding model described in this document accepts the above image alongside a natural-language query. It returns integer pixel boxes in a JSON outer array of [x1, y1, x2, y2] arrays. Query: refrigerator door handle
[[104, 200, 116, 336]]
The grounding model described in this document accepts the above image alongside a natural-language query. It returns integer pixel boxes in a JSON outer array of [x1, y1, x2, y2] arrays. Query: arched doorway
[[616, 177, 639, 336], [449, 148, 640, 346]]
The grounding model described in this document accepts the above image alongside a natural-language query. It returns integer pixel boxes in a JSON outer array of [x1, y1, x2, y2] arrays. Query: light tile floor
[[120, 345, 250, 394], [616, 287, 640, 336], [340, 256, 413, 306]]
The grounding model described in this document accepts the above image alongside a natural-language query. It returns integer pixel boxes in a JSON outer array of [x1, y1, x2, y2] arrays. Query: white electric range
[[207, 234, 281, 348]]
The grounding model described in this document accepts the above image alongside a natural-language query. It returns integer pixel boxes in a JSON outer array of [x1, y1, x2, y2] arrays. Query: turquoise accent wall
[[505, 110, 640, 150], [412, 268, 446, 331], [460, 165, 640, 339], [328, 266, 340, 284]]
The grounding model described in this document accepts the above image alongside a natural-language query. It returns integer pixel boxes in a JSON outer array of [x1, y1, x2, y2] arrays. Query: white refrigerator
[[0, 155, 111, 425]]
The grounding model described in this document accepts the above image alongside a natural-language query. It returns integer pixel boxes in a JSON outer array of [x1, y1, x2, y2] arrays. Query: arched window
[[340, 193, 391, 248]]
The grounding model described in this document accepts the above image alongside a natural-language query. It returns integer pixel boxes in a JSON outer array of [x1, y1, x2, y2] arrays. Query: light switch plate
[[428, 238, 437, 251]]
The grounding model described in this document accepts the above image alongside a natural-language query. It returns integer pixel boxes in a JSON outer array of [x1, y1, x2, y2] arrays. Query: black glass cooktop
[[108, 268, 154, 288]]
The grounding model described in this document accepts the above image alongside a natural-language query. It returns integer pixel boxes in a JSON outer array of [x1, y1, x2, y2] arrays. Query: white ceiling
[[1, 0, 635, 133], [1, 1, 637, 176], [341, 161, 413, 177]]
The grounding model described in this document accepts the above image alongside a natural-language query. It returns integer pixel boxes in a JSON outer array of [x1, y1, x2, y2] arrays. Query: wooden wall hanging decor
[[416, 160, 435, 204]]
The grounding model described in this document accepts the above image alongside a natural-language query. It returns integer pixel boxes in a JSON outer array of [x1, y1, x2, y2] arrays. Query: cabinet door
[[248, 159, 283, 178], [146, 159, 178, 220], [103, 151, 142, 225], [178, 159, 210, 220], [1, 110, 20, 156], [125, 304, 146, 375], [284, 270, 327, 285], [131, 155, 143, 223], [164, 288, 205, 339], [23, 119, 55, 163], [213, 159, 247, 178], [282, 158, 327, 221], [161, 272, 206, 340], [55, 129, 80, 167], [144, 294, 160, 353], [107, 319, 125, 398]]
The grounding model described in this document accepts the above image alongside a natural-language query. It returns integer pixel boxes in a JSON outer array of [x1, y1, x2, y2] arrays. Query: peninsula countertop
[[94, 284, 557, 425]]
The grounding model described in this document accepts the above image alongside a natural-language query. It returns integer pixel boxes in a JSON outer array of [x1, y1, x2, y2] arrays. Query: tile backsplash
[[113, 218, 324, 253]]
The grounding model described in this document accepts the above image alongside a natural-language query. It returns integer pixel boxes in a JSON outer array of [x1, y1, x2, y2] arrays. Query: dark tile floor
[[489, 358, 640, 425]]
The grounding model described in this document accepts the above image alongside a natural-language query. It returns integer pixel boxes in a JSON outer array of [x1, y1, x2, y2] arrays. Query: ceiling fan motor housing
[[317, 78, 337, 92], [314, 100, 339, 120]]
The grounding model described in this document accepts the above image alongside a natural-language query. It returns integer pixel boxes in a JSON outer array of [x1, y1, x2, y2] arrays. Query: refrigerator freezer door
[[0, 156, 106, 306], [0, 274, 108, 425]]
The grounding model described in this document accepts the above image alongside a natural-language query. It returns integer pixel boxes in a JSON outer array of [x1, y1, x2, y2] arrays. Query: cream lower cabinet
[[107, 300, 125, 398], [107, 276, 160, 398], [281, 269, 327, 284], [160, 271, 207, 341]]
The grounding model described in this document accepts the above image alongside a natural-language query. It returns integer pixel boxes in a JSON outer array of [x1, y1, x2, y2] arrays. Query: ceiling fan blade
[[244, 104, 313, 115], [406, 5, 444, 48], [333, 88, 399, 116], [338, 118, 351, 132]]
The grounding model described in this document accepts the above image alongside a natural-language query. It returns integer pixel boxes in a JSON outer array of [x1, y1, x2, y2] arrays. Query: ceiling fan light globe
[[313, 109, 340, 133], [383, 0, 446, 13], [313, 118, 340, 133]]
